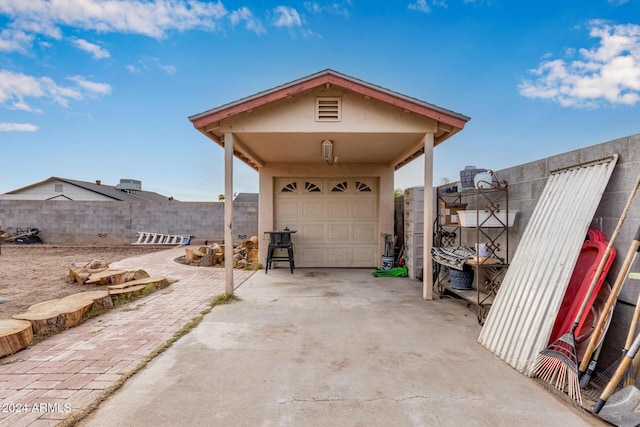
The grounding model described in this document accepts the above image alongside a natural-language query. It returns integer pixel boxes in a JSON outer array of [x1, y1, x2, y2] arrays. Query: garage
[[189, 69, 470, 298], [274, 177, 378, 267]]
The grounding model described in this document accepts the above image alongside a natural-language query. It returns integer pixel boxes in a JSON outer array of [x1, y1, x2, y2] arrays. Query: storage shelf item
[[432, 171, 510, 325], [458, 210, 517, 228]]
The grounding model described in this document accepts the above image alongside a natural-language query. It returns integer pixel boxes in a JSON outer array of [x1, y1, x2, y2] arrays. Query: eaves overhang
[[189, 69, 470, 171]]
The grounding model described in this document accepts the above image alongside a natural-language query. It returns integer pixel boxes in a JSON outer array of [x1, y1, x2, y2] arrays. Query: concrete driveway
[[81, 268, 602, 426]]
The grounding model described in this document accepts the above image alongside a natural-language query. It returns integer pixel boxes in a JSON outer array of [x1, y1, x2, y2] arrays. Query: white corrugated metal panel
[[478, 155, 618, 375]]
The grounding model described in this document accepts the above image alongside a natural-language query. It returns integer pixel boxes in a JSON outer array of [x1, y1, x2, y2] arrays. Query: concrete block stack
[[403, 186, 424, 279]]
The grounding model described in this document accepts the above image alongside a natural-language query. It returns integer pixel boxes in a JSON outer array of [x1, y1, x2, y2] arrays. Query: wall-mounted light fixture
[[321, 139, 337, 165]]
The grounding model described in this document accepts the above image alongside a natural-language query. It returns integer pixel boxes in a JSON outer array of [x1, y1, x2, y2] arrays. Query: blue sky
[[1, 0, 639, 201]]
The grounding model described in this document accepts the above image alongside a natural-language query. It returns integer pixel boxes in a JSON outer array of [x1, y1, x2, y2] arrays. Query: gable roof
[[189, 69, 470, 171], [190, 68, 469, 129], [4, 177, 176, 202]]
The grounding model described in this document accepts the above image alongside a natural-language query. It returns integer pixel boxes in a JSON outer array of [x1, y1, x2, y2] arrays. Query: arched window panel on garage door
[[330, 181, 348, 193], [304, 181, 323, 193], [355, 181, 373, 192], [279, 180, 298, 193]]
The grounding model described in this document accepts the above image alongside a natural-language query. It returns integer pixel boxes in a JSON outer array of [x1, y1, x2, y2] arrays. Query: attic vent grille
[[316, 97, 341, 121]]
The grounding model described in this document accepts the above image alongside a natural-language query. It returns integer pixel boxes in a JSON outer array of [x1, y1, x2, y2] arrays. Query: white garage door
[[274, 178, 378, 267]]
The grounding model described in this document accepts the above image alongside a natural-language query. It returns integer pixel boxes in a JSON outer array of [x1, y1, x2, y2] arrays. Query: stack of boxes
[[403, 187, 424, 279]]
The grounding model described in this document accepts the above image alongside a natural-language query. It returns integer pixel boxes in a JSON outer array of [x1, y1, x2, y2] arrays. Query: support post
[[224, 133, 234, 295], [423, 133, 434, 300]]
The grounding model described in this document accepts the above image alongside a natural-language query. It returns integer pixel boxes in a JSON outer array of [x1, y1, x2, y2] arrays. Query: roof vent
[[316, 97, 341, 122], [116, 179, 142, 192]]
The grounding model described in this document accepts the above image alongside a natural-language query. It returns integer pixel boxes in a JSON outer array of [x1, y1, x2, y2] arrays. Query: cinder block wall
[[439, 133, 639, 371], [0, 200, 258, 245]]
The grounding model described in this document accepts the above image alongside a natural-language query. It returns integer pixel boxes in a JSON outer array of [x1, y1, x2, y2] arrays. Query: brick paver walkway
[[0, 247, 254, 427]]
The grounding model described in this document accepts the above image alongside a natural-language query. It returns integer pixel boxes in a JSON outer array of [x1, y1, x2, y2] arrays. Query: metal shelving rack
[[433, 173, 510, 325]]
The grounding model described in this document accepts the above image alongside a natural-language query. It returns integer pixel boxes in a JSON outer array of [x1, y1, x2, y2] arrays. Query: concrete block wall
[[438, 133, 639, 371], [0, 199, 258, 245]]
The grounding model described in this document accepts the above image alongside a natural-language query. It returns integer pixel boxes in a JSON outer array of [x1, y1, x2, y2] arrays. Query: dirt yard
[[0, 244, 167, 319]]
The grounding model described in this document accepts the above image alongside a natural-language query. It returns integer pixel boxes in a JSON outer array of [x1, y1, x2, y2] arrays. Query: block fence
[[435, 132, 639, 371], [0, 200, 258, 245]]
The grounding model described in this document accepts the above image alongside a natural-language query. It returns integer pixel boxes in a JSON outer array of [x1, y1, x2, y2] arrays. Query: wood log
[[0, 319, 33, 357], [85, 259, 107, 269], [68, 266, 111, 284], [185, 248, 205, 261], [68, 267, 82, 284], [107, 276, 168, 290], [85, 269, 128, 286], [247, 248, 259, 264], [76, 290, 114, 310], [13, 296, 93, 335], [201, 247, 214, 267], [109, 284, 147, 298], [122, 269, 149, 283]]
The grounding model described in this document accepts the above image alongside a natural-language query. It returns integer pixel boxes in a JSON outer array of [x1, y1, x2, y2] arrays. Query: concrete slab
[[81, 268, 603, 426]]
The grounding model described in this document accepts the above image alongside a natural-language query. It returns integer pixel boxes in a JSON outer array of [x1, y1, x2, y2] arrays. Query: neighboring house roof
[[189, 68, 470, 171], [3, 177, 176, 202], [233, 193, 259, 203]]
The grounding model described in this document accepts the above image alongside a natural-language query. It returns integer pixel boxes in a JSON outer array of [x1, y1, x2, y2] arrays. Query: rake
[[531, 171, 640, 404], [530, 239, 617, 405]]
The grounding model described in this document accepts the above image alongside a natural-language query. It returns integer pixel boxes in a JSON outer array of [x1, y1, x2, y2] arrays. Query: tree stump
[[247, 248, 259, 265], [68, 266, 109, 284], [109, 285, 147, 298], [122, 269, 150, 283], [77, 290, 114, 310], [201, 247, 214, 267], [0, 319, 33, 357], [85, 269, 128, 286], [12, 291, 112, 335], [107, 276, 168, 291]]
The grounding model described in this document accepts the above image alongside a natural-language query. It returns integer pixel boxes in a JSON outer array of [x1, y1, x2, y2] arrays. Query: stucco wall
[[0, 199, 258, 245], [258, 162, 395, 266], [437, 133, 639, 371]]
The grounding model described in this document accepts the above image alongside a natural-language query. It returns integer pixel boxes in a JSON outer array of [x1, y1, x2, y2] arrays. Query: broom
[[531, 172, 640, 404]]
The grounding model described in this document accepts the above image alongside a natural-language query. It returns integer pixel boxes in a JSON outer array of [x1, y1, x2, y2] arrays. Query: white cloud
[[68, 76, 112, 95], [408, 0, 431, 12], [408, 0, 448, 13], [519, 21, 640, 107], [0, 0, 228, 49], [304, 1, 352, 16], [0, 69, 111, 110], [125, 57, 177, 75], [0, 28, 33, 53], [158, 64, 176, 74], [229, 7, 266, 35], [72, 38, 110, 59], [273, 6, 302, 28], [0, 122, 38, 132]]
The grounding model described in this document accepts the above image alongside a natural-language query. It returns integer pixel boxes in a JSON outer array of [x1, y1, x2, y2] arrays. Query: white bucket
[[474, 171, 493, 189], [475, 243, 491, 257]]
